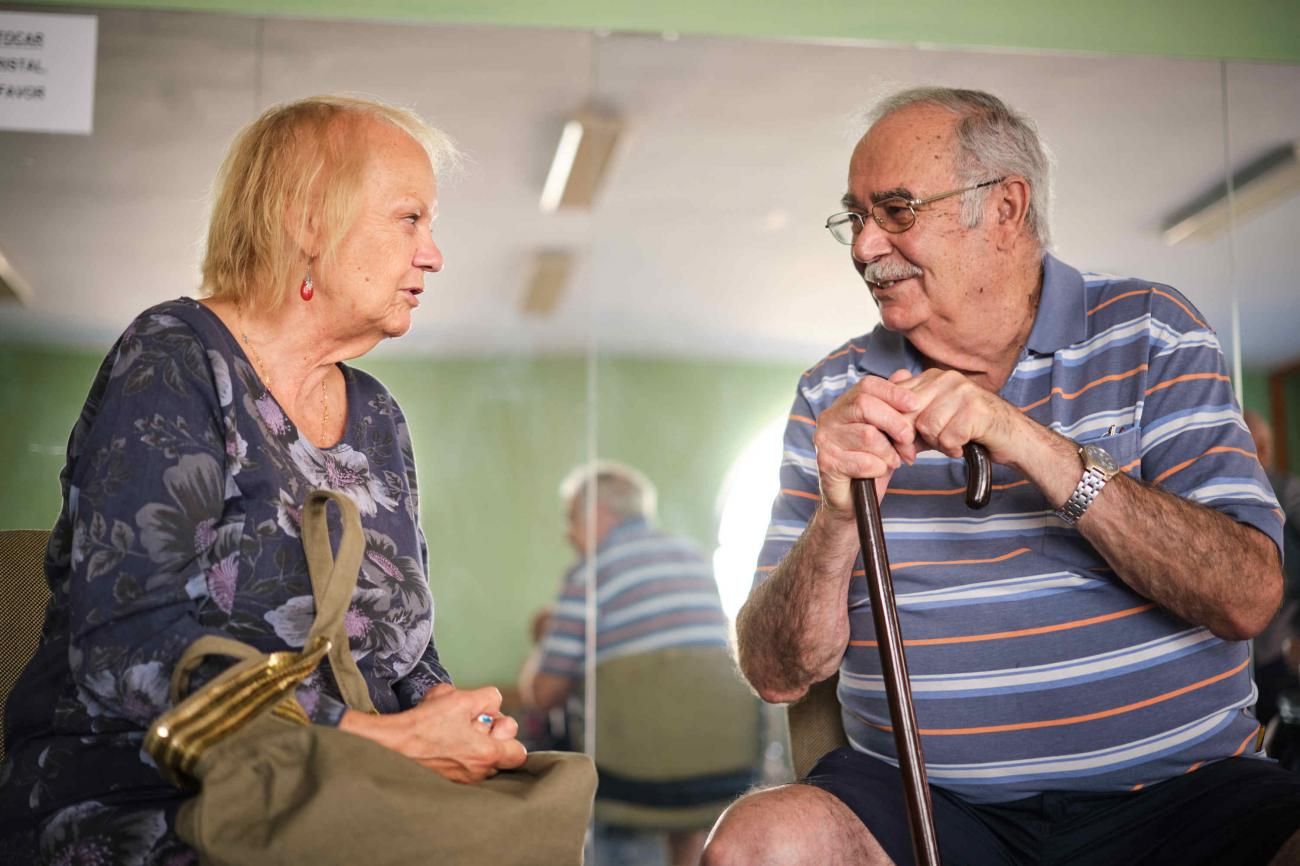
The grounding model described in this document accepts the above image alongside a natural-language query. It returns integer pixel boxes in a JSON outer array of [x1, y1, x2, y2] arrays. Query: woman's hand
[[339, 684, 527, 783]]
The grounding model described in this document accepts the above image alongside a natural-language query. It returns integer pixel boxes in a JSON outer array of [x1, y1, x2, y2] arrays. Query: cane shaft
[[851, 478, 941, 866]]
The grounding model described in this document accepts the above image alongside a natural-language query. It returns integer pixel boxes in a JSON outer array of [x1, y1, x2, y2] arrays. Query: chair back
[[592, 645, 761, 830], [0, 529, 52, 764], [786, 672, 848, 780]]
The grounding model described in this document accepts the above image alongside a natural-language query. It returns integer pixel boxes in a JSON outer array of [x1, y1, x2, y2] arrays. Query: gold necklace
[[236, 304, 329, 439]]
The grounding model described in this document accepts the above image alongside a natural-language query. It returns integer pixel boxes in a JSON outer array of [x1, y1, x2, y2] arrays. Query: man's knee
[[702, 784, 887, 866], [703, 787, 806, 866]]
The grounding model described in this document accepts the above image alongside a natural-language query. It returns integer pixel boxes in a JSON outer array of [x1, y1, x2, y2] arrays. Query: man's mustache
[[862, 262, 923, 288]]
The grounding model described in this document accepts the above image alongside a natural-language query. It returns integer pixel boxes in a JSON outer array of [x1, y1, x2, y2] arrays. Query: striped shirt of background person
[[538, 518, 731, 680], [756, 254, 1284, 804]]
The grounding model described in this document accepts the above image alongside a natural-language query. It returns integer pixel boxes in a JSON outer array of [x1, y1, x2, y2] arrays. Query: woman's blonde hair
[[200, 95, 457, 313]]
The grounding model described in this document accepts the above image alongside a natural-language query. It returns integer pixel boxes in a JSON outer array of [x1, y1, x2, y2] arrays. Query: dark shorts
[[803, 747, 1300, 866]]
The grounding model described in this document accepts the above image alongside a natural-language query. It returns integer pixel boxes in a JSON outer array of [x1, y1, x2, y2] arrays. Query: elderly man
[[702, 88, 1300, 866]]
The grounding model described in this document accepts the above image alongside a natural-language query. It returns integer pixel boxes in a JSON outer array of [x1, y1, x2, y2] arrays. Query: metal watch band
[[1056, 465, 1108, 526]]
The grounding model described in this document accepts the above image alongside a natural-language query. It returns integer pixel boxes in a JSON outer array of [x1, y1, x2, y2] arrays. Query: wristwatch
[[1055, 443, 1120, 526]]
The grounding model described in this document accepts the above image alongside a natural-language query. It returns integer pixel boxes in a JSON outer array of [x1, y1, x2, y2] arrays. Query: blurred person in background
[[1245, 409, 1300, 725], [520, 462, 755, 866]]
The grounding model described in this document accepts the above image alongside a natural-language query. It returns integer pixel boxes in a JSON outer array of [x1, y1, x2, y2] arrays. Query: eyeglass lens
[[827, 199, 915, 243]]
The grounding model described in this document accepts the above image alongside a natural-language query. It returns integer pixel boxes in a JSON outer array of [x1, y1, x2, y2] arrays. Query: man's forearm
[[1080, 473, 1280, 639], [736, 508, 861, 703], [1014, 421, 1281, 639]]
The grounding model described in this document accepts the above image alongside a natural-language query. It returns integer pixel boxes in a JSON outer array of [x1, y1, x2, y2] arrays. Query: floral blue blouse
[[0, 299, 448, 863]]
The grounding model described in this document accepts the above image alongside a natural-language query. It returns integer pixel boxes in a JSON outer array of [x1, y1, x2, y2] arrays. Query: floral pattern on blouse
[[0, 299, 448, 862]]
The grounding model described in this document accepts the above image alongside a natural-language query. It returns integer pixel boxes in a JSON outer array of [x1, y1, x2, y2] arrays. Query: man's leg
[[700, 783, 894, 866], [1043, 756, 1300, 866]]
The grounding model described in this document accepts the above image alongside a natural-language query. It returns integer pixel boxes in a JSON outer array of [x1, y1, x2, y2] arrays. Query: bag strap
[[170, 635, 265, 705], [167, 488, 377, 713], [300, 489, 377, 713]]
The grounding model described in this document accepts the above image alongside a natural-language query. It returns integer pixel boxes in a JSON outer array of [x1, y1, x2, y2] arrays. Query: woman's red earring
[[300, 273, 314, 301]]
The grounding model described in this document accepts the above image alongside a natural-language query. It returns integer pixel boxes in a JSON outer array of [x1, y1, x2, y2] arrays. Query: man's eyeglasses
[[825, 177, 1006, 243]]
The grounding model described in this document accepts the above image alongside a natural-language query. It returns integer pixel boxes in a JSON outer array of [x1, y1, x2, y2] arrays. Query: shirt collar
[[1024, 252, 1087, 355], [854, 252, 1085, 377], [855, 326, 924, 378]]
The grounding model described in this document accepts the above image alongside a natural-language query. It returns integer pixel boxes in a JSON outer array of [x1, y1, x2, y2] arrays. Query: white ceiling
[[1, 7, 1298, 366]]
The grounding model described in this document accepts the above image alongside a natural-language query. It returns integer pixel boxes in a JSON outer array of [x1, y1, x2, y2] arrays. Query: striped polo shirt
[[757, 253, 1284, 803], [538, 518, 731, 679]]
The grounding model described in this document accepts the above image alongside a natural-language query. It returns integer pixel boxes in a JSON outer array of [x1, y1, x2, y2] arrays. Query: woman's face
[[322, 119, 441, 343]]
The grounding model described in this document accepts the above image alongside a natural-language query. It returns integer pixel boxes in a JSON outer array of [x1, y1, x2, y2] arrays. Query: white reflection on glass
[[714, 416, 787, 620]]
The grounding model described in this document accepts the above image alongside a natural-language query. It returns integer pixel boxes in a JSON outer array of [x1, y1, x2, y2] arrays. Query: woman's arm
[[64, 311, 245, 725]]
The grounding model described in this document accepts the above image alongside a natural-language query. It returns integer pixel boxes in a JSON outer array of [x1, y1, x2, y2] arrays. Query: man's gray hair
[[560, 461, 658, 522], [866, 87, 1052, 248]]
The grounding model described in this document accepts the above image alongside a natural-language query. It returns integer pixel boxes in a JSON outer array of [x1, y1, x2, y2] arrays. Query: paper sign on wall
[[0, 11, 97, 135]]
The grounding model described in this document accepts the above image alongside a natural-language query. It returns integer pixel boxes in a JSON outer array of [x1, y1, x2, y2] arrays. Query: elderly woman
[[0, 96, 527, 864]]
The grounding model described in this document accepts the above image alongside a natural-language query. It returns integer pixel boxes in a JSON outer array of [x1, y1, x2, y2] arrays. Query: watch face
[[1082, 444, 1119, 475]]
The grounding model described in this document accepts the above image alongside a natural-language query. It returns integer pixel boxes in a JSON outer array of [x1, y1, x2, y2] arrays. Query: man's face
[[844, 104, 999, 338]]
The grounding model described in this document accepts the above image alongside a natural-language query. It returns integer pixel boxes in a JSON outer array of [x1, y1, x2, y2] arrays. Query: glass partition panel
[[0, 7, 598, 710], [1223, 59, 1300, 470], [1222, 57, 1300, 741]]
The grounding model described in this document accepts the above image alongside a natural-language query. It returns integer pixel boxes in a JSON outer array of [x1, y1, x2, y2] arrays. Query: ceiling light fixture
[[0, 245, 32, 304], [1162, 141, 1300, 245], [539, 109, 622, 213]]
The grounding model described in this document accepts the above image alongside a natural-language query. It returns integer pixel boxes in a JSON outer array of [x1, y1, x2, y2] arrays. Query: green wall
[[1242, 368, 1300, 473], [0, 343, 800, 686], [0, 346, 103, 530], [6, 340, 1283, 683], [1243, 369, 1271, 423], [20, 0, 1300, 62], [356, 355, 590, 687], [596, 357, 799, 552]]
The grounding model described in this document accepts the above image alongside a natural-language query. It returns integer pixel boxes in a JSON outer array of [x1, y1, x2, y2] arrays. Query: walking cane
[[851, 442, 992, 866]]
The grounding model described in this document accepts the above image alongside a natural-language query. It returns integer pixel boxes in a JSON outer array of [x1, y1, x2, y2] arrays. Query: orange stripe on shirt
[[790, 414, 817, 427], [1083, 287, 1206, 330], [888, 480, 1031, 497], [849, 603, 1156, 647], [1144, 372, 1230, 396], [1236, 726, 1263, 757], [869, 657, 1250, 735], [887, 547, 1032, 571], [1153, 288, 1207, 329], [782, 488, 821, 502], [1087, 288, 1149, 317], [1153, 445, 1257, 485], [1018, 365, 1149, 413], [804, 346, 856, 377]]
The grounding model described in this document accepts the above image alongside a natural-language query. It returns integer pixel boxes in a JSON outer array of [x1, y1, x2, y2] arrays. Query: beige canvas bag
[[145, 489, 596, 865]]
